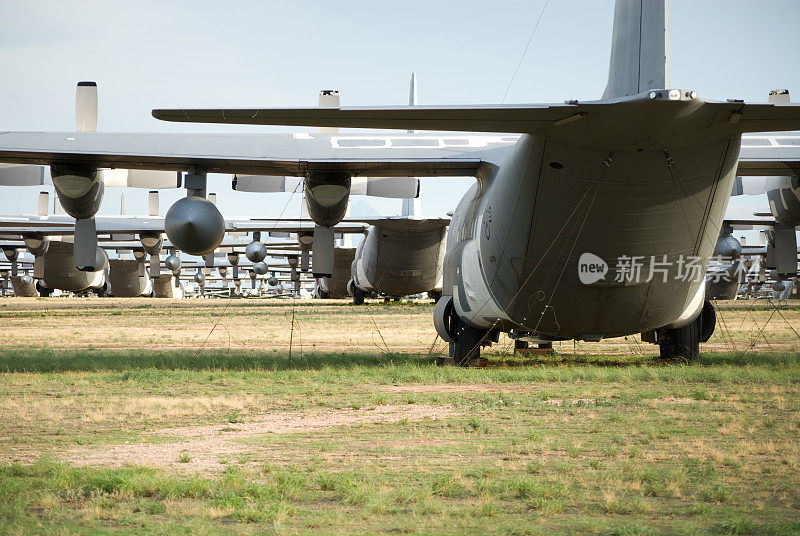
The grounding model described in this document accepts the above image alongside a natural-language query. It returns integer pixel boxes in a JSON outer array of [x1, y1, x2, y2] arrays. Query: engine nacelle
[[268, 275, 278, 286], [24, 235, 50, 257], [766, 176, 800, 227], [194, 271, 206, 286], [165, 196, 225, 255], [50, 164, 104, 220], [713, 234, 741, 259], [304, 172, 351, 226], [140, 232, 163, 255], [252, 262, 268, 275]]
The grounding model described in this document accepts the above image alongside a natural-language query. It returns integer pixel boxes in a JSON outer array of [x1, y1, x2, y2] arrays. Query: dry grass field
[[0, 297, 799, 535]]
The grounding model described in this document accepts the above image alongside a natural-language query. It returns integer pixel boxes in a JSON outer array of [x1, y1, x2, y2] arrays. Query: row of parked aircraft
[[1, 0, 799, 364]]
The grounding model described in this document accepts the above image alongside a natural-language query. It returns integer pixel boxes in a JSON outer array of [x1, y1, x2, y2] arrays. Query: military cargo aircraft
[[1, 0, 800, 363]]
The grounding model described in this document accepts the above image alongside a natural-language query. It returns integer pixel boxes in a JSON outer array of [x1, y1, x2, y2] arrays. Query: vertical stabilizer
[[402, 73, 422, 219], [602, 0, 669, 99]]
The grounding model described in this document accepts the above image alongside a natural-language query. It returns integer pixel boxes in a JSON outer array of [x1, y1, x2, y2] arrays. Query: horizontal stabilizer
[[153, 98, 800, 138], [153, 103, 583, 133], [0, 164, 45, 186]]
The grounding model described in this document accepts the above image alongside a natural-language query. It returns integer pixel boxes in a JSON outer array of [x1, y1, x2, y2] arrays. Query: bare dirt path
[[62, 404, 459, 475]]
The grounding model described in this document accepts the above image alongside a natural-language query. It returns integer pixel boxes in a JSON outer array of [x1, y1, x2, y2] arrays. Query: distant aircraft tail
[[402, 73, 421, 219], [602, 0, 669, 99]]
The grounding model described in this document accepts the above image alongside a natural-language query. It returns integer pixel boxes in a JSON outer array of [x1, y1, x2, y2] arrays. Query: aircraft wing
[[226, 222, 367, 234], [0, 214, 367, 236], [248, 216, 448, 230], [722, 206, 776, 228], [0, 132, 499, 177], [737, 142, 800, 176]]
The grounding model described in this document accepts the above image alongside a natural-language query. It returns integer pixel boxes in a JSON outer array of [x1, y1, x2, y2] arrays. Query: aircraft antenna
[[501, 0, 550, 104]]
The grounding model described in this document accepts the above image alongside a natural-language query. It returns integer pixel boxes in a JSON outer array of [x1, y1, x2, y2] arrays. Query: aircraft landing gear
[[95, 283, 109, 298], [433, 296, 488, 367], [428, 290, 442, 302], [35, 280, 51, 297], [449, 318, 487, 367], [658, 321, 700, 360], [655, 301, 716, 361], [352, 286, 365, 305]]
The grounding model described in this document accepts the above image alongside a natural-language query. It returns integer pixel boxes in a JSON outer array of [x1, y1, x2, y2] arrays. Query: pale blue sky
[[1, 0, 798, 221]]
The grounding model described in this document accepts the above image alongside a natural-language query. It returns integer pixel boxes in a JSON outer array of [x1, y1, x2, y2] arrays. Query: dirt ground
[[0, 296, 797, 354]]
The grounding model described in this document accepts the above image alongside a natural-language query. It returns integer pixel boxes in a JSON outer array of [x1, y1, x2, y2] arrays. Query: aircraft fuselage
[[352, 220, 446, 298], [445, 130, 741, 340]]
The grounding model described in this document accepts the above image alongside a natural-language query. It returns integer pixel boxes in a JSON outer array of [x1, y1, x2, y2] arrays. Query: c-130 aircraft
[[1, 0, 800, 363]]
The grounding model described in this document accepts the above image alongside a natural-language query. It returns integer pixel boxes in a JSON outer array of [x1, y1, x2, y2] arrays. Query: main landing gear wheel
[[35, 281, 51, 297], [657, 301, 716, 362], [658, 320, 699, 361], [433, 296, 488, 367], [95, 283, 109, 298], [352, 286, 365, 305]]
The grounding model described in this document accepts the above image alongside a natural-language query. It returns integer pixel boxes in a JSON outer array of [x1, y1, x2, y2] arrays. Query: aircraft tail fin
[[403, 72, 421, 219], [602, 0, 669, 99]]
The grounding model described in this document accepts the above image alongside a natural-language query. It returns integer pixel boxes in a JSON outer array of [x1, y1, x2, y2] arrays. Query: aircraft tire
[[658, 317, 700, 361], [95, 283, 109, 298], [352, 286, 365, 305], [514, 340, 529, 352], [428, 290, 442, 302], [699, 300, 716, 343], [449, 315, 487, 367], [35, 281, 51, 297]]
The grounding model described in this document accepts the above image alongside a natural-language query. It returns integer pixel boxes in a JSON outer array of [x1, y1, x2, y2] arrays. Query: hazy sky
[[1, 0, 799, 222]]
